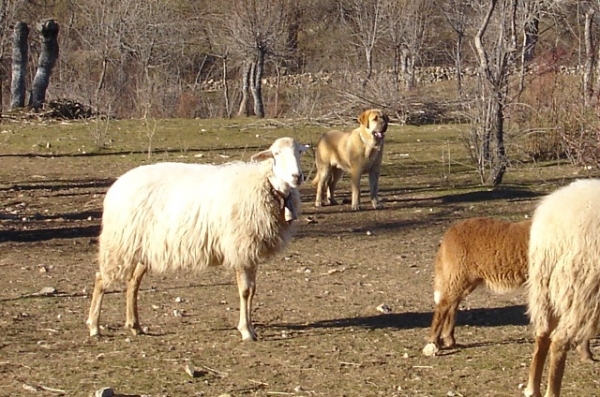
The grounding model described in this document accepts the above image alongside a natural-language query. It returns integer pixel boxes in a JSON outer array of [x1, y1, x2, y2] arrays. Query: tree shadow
[[0, 224, 100, 242], [274, 305, 529, 331]]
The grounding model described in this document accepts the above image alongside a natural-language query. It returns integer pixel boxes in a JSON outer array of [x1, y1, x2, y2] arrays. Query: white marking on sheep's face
[[252, 138, 309, 190]]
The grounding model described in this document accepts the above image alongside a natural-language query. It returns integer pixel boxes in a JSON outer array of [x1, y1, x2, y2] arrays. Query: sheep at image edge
[[86, 137, 308, 341], [422, 217, 592, 362], [525, 178, 600, 397]]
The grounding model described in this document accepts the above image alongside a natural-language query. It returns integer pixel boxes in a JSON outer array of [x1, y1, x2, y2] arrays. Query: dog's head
[[358, 109, 389, 141]]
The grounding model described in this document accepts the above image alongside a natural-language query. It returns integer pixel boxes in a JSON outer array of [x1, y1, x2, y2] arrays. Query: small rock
[[151, 304, 160, 310], [173, 309, 182, 317], [294, 386, 303, 392], [217, 394, 232, 397], [175, 296, 183, 303], [94, 387, 115, 397], [38, 265, 48, 273], [403, 352, 409, 359], [366, 230, 373, 236], [376, 303, 392, 314], [39, 287, 57, 296], [184, 363, 196, 378]]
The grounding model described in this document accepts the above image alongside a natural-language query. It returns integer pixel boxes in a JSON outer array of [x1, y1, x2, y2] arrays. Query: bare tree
[[224, 0, 291, 118], [471, 0, 519, 186], [348, 0, 384, 89], [435, 0, 472, 95], [382, 0, 433, 91], [29, 19, 59, 111]]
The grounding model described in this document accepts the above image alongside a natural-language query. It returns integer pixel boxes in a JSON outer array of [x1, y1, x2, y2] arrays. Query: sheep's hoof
[[125, 323, 145, 336], [371, 201, 382, 209], [314, 201, 322, 208], [422, 343, 439, 357], [86, 319, 100, 337], [240, 328, 258, 342], [241, 334, 257, 342]]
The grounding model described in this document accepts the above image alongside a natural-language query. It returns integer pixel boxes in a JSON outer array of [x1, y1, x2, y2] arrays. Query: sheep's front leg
[[125, 262, 147, 335], [524, 332, 551, 397], [86, 271, 106, 337], [236, 266, 257, 341]]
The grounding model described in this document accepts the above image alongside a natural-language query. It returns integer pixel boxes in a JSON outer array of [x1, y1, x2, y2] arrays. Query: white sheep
[[524, 179, 600, 397], [422, 217, 592, 362], [86, 137, 308, 341]]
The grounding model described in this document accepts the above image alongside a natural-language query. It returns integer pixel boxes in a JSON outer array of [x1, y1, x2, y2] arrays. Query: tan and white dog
[[312, 109, 389, 211]]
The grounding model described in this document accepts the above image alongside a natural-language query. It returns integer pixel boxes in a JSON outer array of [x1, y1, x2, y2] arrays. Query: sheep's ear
[[251, 149, 274, 162]]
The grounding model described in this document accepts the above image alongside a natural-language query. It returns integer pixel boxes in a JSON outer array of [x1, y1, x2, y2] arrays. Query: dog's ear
[[358, 110, 370, 127]]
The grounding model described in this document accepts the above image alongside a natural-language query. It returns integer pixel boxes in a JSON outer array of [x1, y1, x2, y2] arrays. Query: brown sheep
[[422, 217, 593, 362]]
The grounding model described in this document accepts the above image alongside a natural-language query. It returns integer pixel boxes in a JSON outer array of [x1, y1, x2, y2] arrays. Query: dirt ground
[[1, 120, 599, 397]]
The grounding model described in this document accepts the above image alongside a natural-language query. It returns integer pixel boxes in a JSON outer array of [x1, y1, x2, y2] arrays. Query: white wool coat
[[98, 160, 300, 283]]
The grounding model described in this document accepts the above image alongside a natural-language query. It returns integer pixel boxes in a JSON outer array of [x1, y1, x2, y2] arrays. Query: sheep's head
[[251, 137, 309, 192]]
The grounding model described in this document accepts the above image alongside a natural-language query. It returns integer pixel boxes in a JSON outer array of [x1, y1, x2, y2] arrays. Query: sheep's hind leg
[[236, 266, 257, 341], [87, 272, 106, 337], [125, 262, 148, 336], [422, 295, 449, 356], [524, 331, 551, 397], [544, 337, 569, 397]]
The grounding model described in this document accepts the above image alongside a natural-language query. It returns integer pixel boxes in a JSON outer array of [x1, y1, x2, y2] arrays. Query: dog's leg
[[315, 167, 330, 207], [327, 168, 343, 205], [368, 167, 381, 209], [350, 170, 362, 211]]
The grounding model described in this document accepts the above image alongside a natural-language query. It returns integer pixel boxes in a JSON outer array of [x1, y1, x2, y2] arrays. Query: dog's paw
[[371, 201, 382, 210]]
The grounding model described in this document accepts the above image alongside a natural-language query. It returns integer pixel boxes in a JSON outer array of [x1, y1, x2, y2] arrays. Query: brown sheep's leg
[[236, 266, 257, 341], [440, 300, 460, 348], [544, 338, 568, 397], [524, 332, 551, 397], [576, 339, 594, 363], [327, 168, 343, 206], [86, 271, 106, 337], [422, 297, 450, 356], [350, 170, 362, 211], [125, 262, 147, 335]]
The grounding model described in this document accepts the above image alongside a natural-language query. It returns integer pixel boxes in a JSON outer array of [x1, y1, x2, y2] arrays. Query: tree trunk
[[401, 46, 415, 91], [523, 13, 539, 62], [237, 60, 251, 117], [489, 89, 507, 185], [29, 19, 59, 111], [362, 48, 373, 89], [10, 21, 28, 109], [455, 32, 463, 96], [250, 50, 265, 118], [583, 9, 594, 107], [222, 55, 231, 118]]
